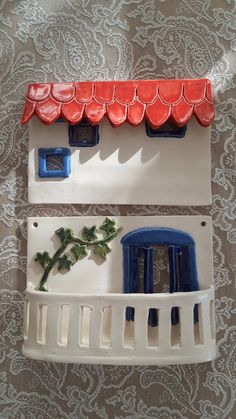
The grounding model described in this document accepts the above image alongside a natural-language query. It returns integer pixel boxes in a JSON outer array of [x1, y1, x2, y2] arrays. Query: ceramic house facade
[[22, 79, 216, 365], [22, 79, 214, 205], [23, 216, 215, 365]]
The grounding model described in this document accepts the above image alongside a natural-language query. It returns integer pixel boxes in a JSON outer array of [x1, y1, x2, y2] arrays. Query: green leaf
[[58, 254, 74, 271], [34, 251, 51, 268], [55, 227, 73, 243], [100, 218, 117, 236], [71, 243, 88, 261], [38, 285, 48, 292], [82, 225, 98, 242], [94, 243, 111, 259]]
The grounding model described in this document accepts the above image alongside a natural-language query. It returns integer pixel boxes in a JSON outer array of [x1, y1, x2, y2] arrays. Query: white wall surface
[[28, 118, 212, 205]]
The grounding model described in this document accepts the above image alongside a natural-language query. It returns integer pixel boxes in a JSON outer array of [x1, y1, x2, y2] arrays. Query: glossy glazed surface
[[23, 216, 215, 365], [22, 79, 214, 128]]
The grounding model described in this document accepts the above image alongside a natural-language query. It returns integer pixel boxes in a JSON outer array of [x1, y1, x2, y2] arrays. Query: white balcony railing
[[23, 287, 216, 365]]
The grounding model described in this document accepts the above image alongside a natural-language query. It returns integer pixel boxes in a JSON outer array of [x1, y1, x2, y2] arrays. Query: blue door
[[121, 227, 199, 326]]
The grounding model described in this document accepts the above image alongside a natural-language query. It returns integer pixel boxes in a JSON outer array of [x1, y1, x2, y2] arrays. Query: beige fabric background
[[0, 0, 235, 418]]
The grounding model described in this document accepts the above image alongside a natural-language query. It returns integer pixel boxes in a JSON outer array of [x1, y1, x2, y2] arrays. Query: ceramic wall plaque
[[22, 79, 215, 205], [23, 215, 216, 365]]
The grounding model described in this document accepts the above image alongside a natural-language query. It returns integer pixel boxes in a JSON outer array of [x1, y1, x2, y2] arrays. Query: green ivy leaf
[[100, 217, 117, 236], [58, 254, 74, 271], [71, 243, 88, 261], [94, 243, 111, 259], [38, 284, 48, 292], [82, 225, 98, 242], [34, 251, 51, 268], [55, 227, 73, 243]]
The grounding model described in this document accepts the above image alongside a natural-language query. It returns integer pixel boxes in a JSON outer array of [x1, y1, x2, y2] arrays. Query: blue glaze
[[38, 148, 71, 178], [178, 246, 199, 322], [121, 227, 199, 327], [168, 246, 180, 325], [145, 120, 187, 138], [68, 119, 99, 147], [121, 227, 195, 247], [143, 247, 158, 326], [125, 246, 140, 321], [124, 247, 140, 321]]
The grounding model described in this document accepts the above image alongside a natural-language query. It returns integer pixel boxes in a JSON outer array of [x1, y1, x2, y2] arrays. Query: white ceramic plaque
[[23, 216, 216, 365], [28, 119, 212, 205]]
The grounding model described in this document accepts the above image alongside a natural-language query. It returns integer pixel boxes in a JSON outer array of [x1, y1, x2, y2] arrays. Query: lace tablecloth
[[0, 1, 235, 417]]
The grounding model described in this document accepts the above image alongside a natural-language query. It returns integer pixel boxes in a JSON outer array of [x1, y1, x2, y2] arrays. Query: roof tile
[[62, 99, 84, 124], [107, 101, 127, 127], [51, 83, 74, 102], [22, 79, 214, 128]]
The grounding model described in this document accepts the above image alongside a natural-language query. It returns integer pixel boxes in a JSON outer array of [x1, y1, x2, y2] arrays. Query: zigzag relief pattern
[[22, 79, 214, 128]]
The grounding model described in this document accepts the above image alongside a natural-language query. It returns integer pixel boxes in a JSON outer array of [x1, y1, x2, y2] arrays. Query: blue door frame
[[121, 227, 199, 326]]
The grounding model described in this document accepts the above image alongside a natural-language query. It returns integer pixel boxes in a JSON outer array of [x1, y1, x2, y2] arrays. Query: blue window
[[121, 227, 199, 327], [38, 148, 71, 178], [146, 119, 187, 138], [69, 119, 99, 147]]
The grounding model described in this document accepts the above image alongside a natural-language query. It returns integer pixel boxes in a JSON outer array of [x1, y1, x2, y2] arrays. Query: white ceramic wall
[[27, 216, 213, 293], [28, 118, 211, 205]]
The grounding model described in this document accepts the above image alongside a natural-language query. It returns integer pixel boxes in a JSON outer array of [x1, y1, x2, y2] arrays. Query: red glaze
[[194, 99, 215, 127], [85, 99, 105, 124], [28, 83, 51, 101], [75, 82, 93, 103], [206, 79, 213, 102], [21, 79, 214, 127], [21, 98, 35, 124], [51, 83, 74, 102], [159, 80, 183, 104], [172, 98, 194, 126], [95, 82, 114, 103], [107, 101, 127, 127], [137, 81, 158, 104], [36, 97, 61, 124], [146, 98, 171, 128], [184, 79, 206, 104], [115, 81, 136, 104], [128, 101, 145, 126], [62, 99, 84, 124]]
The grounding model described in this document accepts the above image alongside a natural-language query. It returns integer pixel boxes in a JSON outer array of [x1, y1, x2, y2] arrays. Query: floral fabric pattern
[[0, 0, 235, 418]]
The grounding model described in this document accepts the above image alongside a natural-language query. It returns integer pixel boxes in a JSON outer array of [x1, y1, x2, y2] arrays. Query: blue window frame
[[121, 227, 199, 327], [146, 119, 187, 138], [38, 148, 71, 178], [68, 119, 99, 147]]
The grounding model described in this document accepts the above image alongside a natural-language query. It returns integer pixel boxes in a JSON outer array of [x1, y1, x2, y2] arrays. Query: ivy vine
[[34, 218, 122, 291]]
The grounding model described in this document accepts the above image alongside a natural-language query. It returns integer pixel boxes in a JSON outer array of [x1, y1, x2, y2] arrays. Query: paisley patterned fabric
[[0, 1, 235, 418]]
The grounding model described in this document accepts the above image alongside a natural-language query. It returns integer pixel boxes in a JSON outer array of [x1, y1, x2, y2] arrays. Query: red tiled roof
[[21, 79, 214, 128]]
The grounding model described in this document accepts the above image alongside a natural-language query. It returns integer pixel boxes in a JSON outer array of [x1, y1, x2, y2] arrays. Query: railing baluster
[[89, 305, 102, 351], [180, 305, 194, 347], [46, 304, 59, 347], [158, 306, 171, 351], [27, 301, 38, 346], [68, 304, 80, 349], [134, 306, 148, 351], [201, 300, 212, 346], [111, 305, 125, 351], [23, 300, 29, 339]]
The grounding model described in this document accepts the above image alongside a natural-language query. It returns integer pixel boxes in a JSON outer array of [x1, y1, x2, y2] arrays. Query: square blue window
[[68, 119, 99, 147], [146, 119, 187, 138], [38, 148, 71, 178]]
